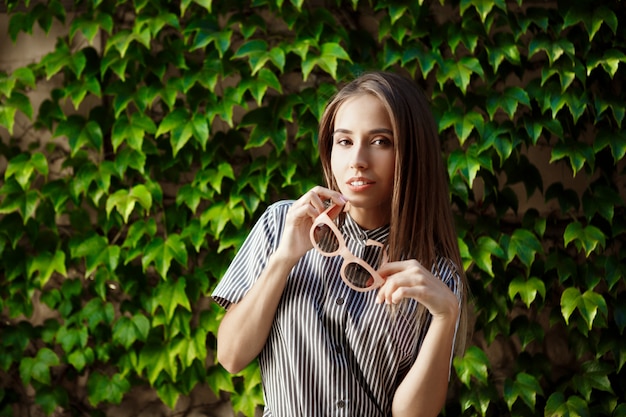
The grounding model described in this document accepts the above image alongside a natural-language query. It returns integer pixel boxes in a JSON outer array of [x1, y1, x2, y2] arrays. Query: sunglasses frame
[[309, 203, 388, 292]]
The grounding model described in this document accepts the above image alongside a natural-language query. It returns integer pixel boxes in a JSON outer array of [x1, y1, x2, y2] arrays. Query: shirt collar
[[342, 212, 390, 244]]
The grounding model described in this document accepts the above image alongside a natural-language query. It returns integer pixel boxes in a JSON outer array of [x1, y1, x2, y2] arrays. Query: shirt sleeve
[[433, 256, 464, 380], [211, 200, 292, 310]]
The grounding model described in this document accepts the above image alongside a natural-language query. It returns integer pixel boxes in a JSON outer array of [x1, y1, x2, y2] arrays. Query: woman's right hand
[[275, 186, 347, 262]]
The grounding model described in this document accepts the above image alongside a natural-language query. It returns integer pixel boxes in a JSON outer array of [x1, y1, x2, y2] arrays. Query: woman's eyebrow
[[332, 128, 393, 135]]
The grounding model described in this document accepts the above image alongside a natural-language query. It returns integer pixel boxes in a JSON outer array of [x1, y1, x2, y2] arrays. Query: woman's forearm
[[216, 250, 297, 373], [392, 308, 459, 417]]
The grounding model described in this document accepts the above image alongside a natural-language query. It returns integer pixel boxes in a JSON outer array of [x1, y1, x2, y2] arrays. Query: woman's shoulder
[[267, 199, 295, 211], [263, 199, 295, 218], [255, 200, 296, 226], [434, 255, 463, 295]]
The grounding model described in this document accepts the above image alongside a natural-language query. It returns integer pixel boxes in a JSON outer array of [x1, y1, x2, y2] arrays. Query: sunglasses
[[309, 203, 388, 292]]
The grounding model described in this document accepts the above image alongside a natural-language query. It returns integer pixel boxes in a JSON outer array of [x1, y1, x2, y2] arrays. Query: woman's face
[[330, 94, 395, 229]]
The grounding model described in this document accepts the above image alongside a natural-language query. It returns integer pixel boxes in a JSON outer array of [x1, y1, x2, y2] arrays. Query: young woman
[[212, 71, 469, 417]]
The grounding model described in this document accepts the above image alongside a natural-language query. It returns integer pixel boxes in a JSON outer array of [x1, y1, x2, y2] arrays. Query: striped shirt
[[212, 200, 462, 417]]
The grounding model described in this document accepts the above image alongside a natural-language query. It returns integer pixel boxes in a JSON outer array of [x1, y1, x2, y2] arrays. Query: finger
[[308, 186, 348, 209], [308, 190, 326, 214], [375, 275, 417, 304], [378, 260, 424, 278], [291, 203, 323, 226]]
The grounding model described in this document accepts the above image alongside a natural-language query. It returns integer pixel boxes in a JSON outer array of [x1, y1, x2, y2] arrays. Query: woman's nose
[[349, 142, 368, 170]]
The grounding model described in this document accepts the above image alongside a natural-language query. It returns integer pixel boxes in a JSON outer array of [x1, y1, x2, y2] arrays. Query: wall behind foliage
[[0, 0, 624, 416]]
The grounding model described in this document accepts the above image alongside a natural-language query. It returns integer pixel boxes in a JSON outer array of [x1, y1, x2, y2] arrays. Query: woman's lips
[[346, 177, 375, 190]]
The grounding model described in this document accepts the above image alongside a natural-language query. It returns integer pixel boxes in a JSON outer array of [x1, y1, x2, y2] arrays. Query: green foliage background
[[1, 0, 625, 416]]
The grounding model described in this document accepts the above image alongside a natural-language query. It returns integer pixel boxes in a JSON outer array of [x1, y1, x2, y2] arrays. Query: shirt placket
[[324, 257, 352, 416]]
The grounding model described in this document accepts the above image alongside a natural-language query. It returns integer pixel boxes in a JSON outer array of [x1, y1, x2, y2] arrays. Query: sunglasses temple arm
[[365, 239, 389, 267]]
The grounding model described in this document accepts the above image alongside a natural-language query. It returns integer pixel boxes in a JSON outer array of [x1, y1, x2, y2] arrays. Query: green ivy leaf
[[138, 343, 174, 385], [501, 229, 542, 270], [19, 347, 60, 385], [564, 5, 618, 41], [453, 346, 490, 387], [155, 382, 179, 409], [439, 108, 484, 145], [0, 188, 39, 223], [176, 184, 203, 213], [70, 12, 114, 44], [469, 236, 504, 277], [54, 115, 103, 156], [86, 372, 130, 406], [572, 360, 614, 402], [0, 103, 18, 134], [528, 35, 575, 66], [460, 0, 506, 23], [105, 184, 152, 223], [486, 87, 530, 120], [587, 49, 626, 78], [56, 325, 88, 354], [156, 107, 188, 137], [437, 56, 484, 94], [541, 58, 586, 92], [551, 141, 595, 176], [232, 362, 264, 417], [26, 250, 67, 287], [459, 385, 494, 416], [561, 287, 608, 330], [523, 115, 563, 145], [594, 129, 626, 161], [604, 255, 625, 292], [171, 329, 208, 368], [486, 35, 521, 73], [207, 365, 236, 395], [3, 153, 36, 190], [511, 315, 544, 350], [582, 185, 623, 223], [545, 393, 589, 417], [563, 222, 606, 257], [141, 234, 188, 279], [67, 347, 94, 372], [39, 40, 73, 79], [402, 44, 441, 78], [69, 233, 109, 276], [81, 298, 115, 330], [105, 27, 151, 59], [152, 278, 192, 322], [503, 372, 543, 411], [113, 314, 150, 349], [301, 42, 351, 81], [508, 276, 546, 308], [112, 113, 156, 152], [447, 145, 492, 188], [191, 112, 209, 149], [5, 91, 33, 120], [232, 39, 270, 75]]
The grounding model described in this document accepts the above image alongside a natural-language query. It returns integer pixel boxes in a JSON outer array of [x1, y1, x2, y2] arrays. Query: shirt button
[[337, 400, 345, 408], [335, 344, 342, 353], [336, 298, 344, 305]]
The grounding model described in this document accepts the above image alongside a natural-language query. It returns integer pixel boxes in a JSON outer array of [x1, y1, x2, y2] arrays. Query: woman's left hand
[[375, 260, 459, 319]]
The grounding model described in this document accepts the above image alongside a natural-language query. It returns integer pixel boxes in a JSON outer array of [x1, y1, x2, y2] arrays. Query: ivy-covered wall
[[0, 0, 625, 416]]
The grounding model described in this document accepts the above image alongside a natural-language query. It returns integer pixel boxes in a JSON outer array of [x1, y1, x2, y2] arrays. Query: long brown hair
[[318, 71, 469, 355]]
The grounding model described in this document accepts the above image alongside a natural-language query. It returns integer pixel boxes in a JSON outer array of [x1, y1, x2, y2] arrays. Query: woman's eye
[[335, 138, 352, 146], [373, 137, 392, 146]]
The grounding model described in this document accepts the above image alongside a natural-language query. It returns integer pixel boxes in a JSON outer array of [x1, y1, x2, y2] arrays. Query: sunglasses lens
[[343, 262, 376, 289], [313, 224, 340, 253]]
